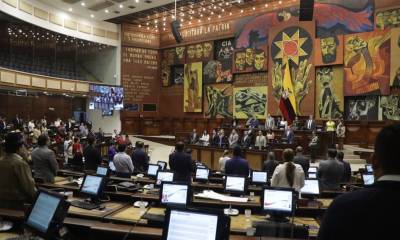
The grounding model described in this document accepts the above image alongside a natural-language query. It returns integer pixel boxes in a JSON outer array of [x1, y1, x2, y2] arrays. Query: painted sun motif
[[274, 30, 308, 66]]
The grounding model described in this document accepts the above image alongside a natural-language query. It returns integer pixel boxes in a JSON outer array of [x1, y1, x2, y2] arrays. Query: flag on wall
[[279, 61, 297, 124]]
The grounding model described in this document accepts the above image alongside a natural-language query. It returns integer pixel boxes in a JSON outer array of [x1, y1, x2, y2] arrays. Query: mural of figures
[[316, 67, 344, 119], [233, 87, 267, 119], [345, 96, 379, 121], [315, 35, 344, 66], [232, 47, 268, 73], [269, 22, 315, 116], [344, 30, 391, 96], [161, 49, 175, 87], [203, 61, 232, 84], [175, 46, 186, 64], [186, 42, 214, 63], [376, 8, 400, 30], [315, 0, 374, 37], [209, 38, 234, 83], [204, 84, 233, 118], [183, 62, 203, 112], [379, 95, 400, 121], [390, 28, 400, 87], [171, 65, 184, 85]]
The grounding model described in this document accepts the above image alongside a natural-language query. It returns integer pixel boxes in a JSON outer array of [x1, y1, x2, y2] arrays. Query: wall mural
[[183, 62, 203, 112], [315, 0, 374, 37], [390, 28, 400, 87], [186, 42, 214, 63], [233, 86, 267, 119], [344, 29, 391, 96], [161, 48, 175, 87], [203, 38, 234, 83], [379, 95, 400, 121], [269, 21, 315, 116], [314, 35, 344, 66], [174, 46, 186, 64], [376, 7, 400, 30], [171, 65, 184, 85], [204, 84, 233, 118], [345, 96, 379, 121], [315, 66, 344, 120]]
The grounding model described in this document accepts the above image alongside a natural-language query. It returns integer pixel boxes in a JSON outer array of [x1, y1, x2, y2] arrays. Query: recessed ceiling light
[[135, 0, 139, 3], [119, 4, 123, 8], [81, 2, 85, 6], [68, 8, 72, 12], [105, 9, 109, 13], [90, 14, 94, 18]]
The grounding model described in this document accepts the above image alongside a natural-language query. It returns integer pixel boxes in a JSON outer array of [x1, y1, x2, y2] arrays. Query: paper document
[[195, 190, 248, 203]]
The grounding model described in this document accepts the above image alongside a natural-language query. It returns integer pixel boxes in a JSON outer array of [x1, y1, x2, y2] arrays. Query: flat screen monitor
[[162, 208, 229, 240], [308, 167, 317, 173], [157, 161, 167, 170], [96, 166, 109, 177], [308, 172, 317, 179], [251, 171, 267, 184], [262, 187, 295, 215], [89, 84, 124, 111], [160, 182, 189, 206], [224, 175, 246, 195], [365, 164, 373, 173], [147, 164, 160, 177], [25, 190, 69, 238], [80, 175, 104, 197], [362, 173, 374, 186], [195, 167, 209, 181], [156, 171, 174, 186], [300, 179, 320, 196]]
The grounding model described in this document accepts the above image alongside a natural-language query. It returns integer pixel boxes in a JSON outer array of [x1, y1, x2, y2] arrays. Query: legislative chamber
[[0, 0, 399, 239]]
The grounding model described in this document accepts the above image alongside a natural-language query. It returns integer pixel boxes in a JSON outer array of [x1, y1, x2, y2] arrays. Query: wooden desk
[[66, 197, 127, 220]]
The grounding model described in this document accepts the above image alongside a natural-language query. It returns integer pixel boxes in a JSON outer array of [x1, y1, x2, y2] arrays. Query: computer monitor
[[96, 166, 109, 177], [365, 164, 373, 173], [80, 175, 105, 200], [25, 190, 70, 238], [308, 166, 317, 173], [224, 175, 246, 196], [194, 167, 209, 182], [251, 170, 267, 185], [160, 182, 190, 207], [261, 187, 295, 222], [157, 161, 167, 171], [300, 179, 320, 197], [162, 208, 230, 240], [156, 171, 174, 186], [362, 173, 374, 186], [147, 164, 160, 178], [308, 172, 317, 179]]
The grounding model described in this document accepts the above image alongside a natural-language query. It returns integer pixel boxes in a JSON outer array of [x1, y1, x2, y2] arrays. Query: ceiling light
[[81, 2, 85, 6], [90, 14, 94, 18], [163, 27, 166, 31], [135, 0, 139, 3], [240, 10, 243, 13], [278, 0, 282, 4], [265, 3, 268, 7], [252, 7, 255, 10], [198, 19, 201, 22], [119, 4, 123, 8], [68, 8, 72, 12], [105, 9, 109, 13]]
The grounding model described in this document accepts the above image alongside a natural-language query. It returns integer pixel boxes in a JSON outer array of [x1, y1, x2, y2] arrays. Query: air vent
[[112, 0, 127, 2], [114, 11, 120, 14], [145, 0, 152, 3], [62, 0, 81, 3], [88, 1, 114, 11], [128, 5, 136, 9]]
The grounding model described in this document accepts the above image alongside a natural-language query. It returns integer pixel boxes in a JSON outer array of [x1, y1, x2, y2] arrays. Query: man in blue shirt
[[225, 146, 250, 177]]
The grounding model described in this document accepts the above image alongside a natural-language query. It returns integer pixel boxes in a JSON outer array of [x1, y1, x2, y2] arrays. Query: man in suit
[[228, 129, 239, 148], [293, 146, 310, 173], [132, 141, 149, 173], [217, 129, 228, 148], [265, 114, 275, 130], [317, 149, 344, 191], [337, 151, 351, 182], [31, 134, 59, 183], [188, 129, 199, 144], [292, 116, 302, 130], [169, 142, 193, 182], [263, 152, 279, 181], [83, 136, 102, 171], [305, 115, 316, 131], [282, 125, 295, 144], [225, 146, 250, 177], [319, 124, 400, 239], [241, 131, 252, 148], [12, 114, 22, 130]]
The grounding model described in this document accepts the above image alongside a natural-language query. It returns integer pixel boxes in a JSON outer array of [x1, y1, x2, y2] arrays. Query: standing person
[[292, 116, 302, 130], [64, 135, 73, 164], [308, 131, 319, 162], [318, 149, 344, 191], [83, 136, 102, 171], [225, 146, 250, 177], [255, 130, 267, 150], [41, 116, 47, 128], [132, 141, 149, 172], [199, 130, 210, 145], [169, 142, 193, 182], [27, 120, 35, 132], [318, 124, 400, 239], [266, 129, 275, 143], [124, 134, 132, 147], [0, 116, 6, 134], [263, 152, 279, 181], [189, 129, 199, 144], [32, 125, 41, 147], [113, 144, 134, 177], [228, 129, 239, 148], [326, 118, 336, 148], [232, 117, 238, 128], [293, 146, 310, 173], [219, 149, 230, 172], [210, 129, 219, 147], [31, 134, 59, 183], [336, 119, 346, 150], [271, 148, 305, 192], [0, 132, 36, 209], [282, 125, 295, 144], [265, 114, 275, 130], [108, 143, 117, 162], [217, 129, 228, 148], [337, 151, 351, 183], [71, 137, 83, 169], [305, 115, 316, 131], [242, 130, 252, 148]]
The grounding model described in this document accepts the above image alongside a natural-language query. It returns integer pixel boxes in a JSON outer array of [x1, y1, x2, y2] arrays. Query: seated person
[[32, 134, 59, 183], [318, 149, 344, 191], [225, 146, 250, 177], [0, 132, 36, 209], [113, 144, 134, 177], [318, 124, 400, 239], [132, 141, 149, 173], [169, 142, 193, 182]]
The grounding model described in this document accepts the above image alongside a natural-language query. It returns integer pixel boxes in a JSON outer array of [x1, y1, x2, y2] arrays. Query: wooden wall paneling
[[213, 149, 226, 171], [183, 118, 194, 132], [191, 148, 198, 161], [245, 153, 263, 170], [195, 118, 207, 133], [200, 149, 212, 169]]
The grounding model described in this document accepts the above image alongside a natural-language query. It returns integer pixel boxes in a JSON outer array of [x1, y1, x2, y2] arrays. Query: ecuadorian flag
[[279, 61, 297, 124]]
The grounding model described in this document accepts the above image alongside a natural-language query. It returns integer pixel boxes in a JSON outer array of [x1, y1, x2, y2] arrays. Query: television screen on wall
[[89, 84, 124, 111]]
